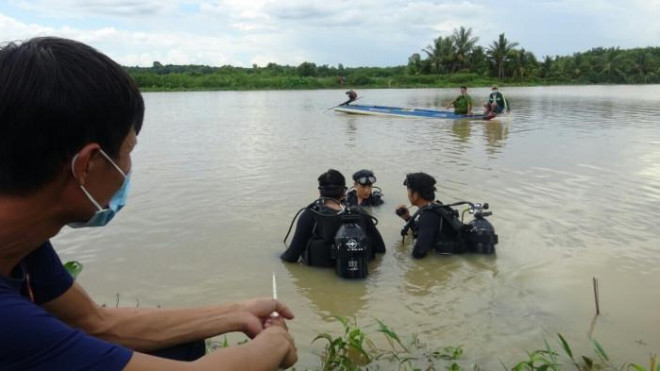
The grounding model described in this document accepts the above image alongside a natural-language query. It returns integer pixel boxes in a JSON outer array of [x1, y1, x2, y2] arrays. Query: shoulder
[[369, 193, 384, 206], [345, 190, 357, 204], [24, 241, 74, 305], [0, 290, 132, 370], [419, 207, 442, 222]]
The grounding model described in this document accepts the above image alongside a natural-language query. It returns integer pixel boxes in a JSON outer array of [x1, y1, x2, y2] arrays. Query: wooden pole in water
[[650, 353, 656, 371], [593, 277, 600, 315]]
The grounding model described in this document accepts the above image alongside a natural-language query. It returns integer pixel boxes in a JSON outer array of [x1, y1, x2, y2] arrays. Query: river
[[54, 85, 660, 368]]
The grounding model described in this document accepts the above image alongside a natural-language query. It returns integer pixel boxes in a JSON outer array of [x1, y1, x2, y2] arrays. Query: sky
[[1, 0, 659, 68]]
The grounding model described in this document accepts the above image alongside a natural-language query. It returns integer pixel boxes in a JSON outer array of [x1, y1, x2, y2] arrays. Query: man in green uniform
[[446, 86, 472, 115]]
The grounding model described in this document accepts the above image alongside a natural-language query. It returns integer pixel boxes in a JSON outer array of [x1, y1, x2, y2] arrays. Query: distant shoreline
[[135, 80, 643, 93]]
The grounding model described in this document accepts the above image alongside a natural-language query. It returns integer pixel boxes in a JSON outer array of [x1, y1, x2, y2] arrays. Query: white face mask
[[68, 149, 131, 228]]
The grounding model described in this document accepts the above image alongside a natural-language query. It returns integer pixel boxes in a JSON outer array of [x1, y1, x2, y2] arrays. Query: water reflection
[[483, 120, 510, 154], [283, 262, 372, 320], [451, 121, 471, 142], [344, 116, 358, 145]]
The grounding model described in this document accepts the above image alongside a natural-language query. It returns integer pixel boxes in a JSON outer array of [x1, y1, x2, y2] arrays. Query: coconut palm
[[598, 48, 627, 83], [633, 51, 654, 83], [488, 33, 519, 79], [423, 36, 455, 74], [451, 26, 479, 72]]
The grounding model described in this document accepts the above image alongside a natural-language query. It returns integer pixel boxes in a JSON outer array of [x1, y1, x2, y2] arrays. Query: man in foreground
[[0, 37, 296, 370]]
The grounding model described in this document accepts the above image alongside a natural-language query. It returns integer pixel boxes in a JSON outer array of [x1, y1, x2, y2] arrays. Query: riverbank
[[129, 71, 625, 92]]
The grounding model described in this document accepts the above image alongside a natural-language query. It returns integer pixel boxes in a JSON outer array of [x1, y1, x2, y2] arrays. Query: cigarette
[[271, 272, 279, 317]]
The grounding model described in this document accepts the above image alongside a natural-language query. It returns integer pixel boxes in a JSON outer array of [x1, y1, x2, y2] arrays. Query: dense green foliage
[[125, 27, 660, 91]]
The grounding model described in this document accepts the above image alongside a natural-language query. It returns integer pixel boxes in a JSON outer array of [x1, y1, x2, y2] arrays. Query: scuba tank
[[462, 203, 498, 254], [334, 207, 369, 279], [283, 199, 375, 276]]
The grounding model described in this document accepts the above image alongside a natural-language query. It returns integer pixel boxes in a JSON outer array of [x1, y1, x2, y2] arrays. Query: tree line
[[125, 27, 660, 91]]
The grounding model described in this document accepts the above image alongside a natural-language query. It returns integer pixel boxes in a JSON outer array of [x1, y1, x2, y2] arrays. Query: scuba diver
[[345, 169, 384, 207], [395, 172, 498, 259], [281, 169, 386, 278]]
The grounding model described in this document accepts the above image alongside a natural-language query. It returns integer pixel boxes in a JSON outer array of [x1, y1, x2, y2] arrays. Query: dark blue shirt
[[0, 241, 133, 370]]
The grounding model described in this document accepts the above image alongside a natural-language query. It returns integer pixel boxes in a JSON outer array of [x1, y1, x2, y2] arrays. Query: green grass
[[310, 316, 658, 371]]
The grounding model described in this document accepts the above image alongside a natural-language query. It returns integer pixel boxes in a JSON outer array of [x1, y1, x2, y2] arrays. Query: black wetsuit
[[405, 210, 442, 259], [344, 190, 384, 207], [404, 203, 466, 258], [281, 203, 386, 265]]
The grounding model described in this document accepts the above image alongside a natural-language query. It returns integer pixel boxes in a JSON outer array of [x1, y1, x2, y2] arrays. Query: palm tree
[[423, 36, 455, 74], [633, 51, 654, 83], [407, 53, 422, 75], [469, 45, 488, 75], [488, 33, 519, 79], [451, 26, 479, 72], [539, 56, 553, 79], [511, 49, 527, 79], [598, 48, 626, 83]]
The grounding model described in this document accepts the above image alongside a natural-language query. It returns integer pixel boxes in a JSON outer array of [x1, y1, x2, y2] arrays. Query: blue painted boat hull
[[334, 104, 486, 120]]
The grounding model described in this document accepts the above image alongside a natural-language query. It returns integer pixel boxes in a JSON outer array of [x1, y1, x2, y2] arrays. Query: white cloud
[[9, 0, 175, 17], [1, 0, 658, 67]]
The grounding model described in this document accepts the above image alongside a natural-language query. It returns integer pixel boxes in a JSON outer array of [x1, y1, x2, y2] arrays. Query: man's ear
[[408, 191, 418, 204], [70, 143, 102, 186]]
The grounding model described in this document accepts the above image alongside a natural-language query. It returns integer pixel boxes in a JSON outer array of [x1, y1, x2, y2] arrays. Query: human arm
[[467, 95, 473, 115], [30, 241, 258, 351], [397, 204, 420, 239], [2, 289, 297, 371], [124, 318, 297, 371], [412, 212, 440, 259], [365, 217, 386, 254], [281, 209, 314, 262], [395, 204, 411, 222], [44, 284, 294, 352]]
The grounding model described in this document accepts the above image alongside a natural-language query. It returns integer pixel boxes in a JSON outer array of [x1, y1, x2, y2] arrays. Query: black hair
[[318, 169, 346, 199], [460, 86, 467, 90], [404, 172, 436, 201], [0, 37, 144, 196]]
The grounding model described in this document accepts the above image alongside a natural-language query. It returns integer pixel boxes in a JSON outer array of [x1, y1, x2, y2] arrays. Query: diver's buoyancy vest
[[303, 202, 371, 267], [424, 203, 468, 254], [418, 202, 497, 255]]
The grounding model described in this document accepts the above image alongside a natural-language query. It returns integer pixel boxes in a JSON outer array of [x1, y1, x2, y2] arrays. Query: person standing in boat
[[345, 169, 384, 207], [281, 169, 386, 266], [483, 85, 510, 119], [340, 90, 358, 106], [445, 86, 473, 115]]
